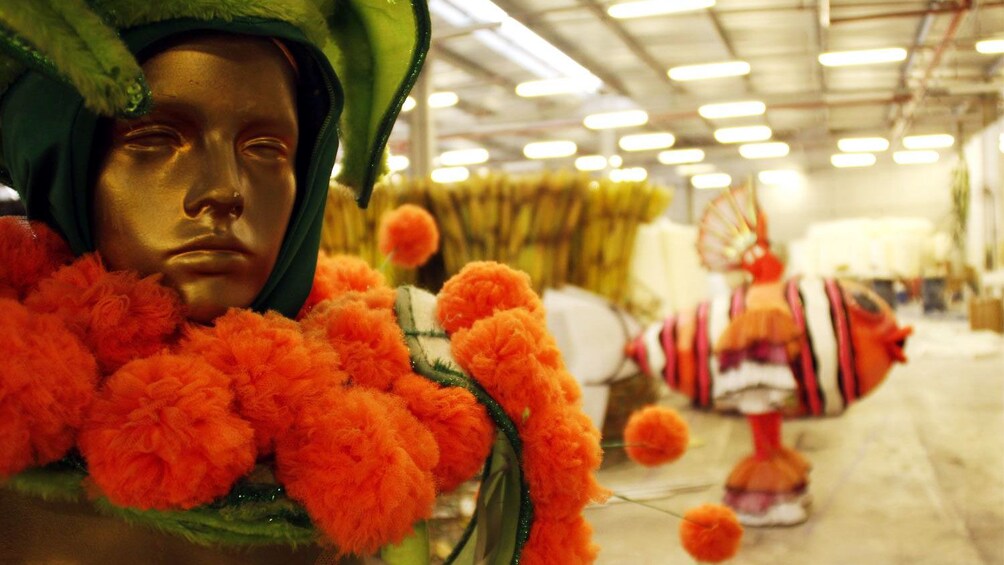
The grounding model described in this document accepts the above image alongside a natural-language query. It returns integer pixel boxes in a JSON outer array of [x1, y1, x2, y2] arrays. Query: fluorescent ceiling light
[[387, 155, 410, 172], [831, 153, 876, 168], [608, 0, 715, 19], [583, 109, 649, 130], [698, 100, 766, 119], [668, 61, 750, 81], [524, 140, 577, 159], [758, 169, 800, 185], [516, 77, 596, 97], [976, 39, 1004, 54], [431, 166, 470, 183], [893, 150, 939, 165], [428, 91, 459, 108], [609, 167, 648, 182], [439, 147, 490, 166], [658, 148, 705, 165], [818, 47, 907, 67], [739, 142, 789, 159], [619, 132, 676, 151], [608, 154, 623, 168], [430, 0, 601, 90], [902, 134, 954, 149], [714, 125, 772, 144], [692, 173, 732, 189], [677, 163, 716, 176], [402, 96, 416, 112], [838, 137, 889, 152], [575, 155, 607, 171]]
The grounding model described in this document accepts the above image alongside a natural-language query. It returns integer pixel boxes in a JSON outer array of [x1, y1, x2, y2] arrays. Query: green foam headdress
[[0, 0, 430, 318]]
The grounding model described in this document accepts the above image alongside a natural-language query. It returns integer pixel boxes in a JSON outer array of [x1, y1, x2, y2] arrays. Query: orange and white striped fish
[[629, 278, 912, 417]]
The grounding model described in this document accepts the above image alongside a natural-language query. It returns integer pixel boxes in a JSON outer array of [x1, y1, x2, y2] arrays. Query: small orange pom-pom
[[181, 310, 347, 454], [520, 515, 599, 565], [0, 299, 99, 477], [0, 217, 72, 298], [623, 406, 689, 467], [299, 253, 392, 318], [275, 388, 438, 555], [79, 354, 256, 510], [378, 204, 439, 268], [26, 255, 184, 374], [679, 504, 743, 563], [436, 262, 544, 334]]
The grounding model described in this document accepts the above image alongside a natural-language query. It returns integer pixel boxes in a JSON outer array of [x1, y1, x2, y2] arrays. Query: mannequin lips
[[169, 236, 252, 274]]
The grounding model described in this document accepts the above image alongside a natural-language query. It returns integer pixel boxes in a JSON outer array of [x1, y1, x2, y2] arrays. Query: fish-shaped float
[[629, 277, 911, 419]]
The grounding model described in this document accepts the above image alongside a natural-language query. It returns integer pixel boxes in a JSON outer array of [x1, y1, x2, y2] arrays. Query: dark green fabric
[[0, 18, 342, 319]]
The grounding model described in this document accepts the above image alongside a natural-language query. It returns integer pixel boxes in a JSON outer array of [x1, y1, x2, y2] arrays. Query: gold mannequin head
[[91, 33, 299, 323]]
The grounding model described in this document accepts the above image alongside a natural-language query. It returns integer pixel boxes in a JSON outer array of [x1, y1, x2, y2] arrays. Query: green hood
[[0, 0, 430, 318]]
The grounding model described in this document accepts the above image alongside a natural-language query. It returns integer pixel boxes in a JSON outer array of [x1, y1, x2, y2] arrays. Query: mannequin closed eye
[[241, 137, 290, 160]]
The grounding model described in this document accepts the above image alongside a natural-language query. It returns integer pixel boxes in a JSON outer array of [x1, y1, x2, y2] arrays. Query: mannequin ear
[[0, 0, 150, 117], [321, 0, 430, 207]]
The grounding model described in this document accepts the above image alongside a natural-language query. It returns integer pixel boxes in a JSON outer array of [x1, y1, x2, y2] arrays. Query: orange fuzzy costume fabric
[[0, 299, 99, 478], [299, 253, 395, 317], [442, 263, 607, 564], [624, 406, 690, 467], [0, 217, 71, 299], [377, 204, 440, 268]]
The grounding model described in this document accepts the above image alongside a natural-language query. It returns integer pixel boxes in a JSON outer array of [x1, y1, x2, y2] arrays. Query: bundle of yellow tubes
[[321, 171, 672, 304]]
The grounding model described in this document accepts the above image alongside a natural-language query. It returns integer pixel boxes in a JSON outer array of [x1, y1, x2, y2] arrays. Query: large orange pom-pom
[[392, 372, 495, 493], [181, 310, 347, 454], [301, 297, 412, 391], [679, 504, 744, 563], [378, 204, 439, 268], [0, 299, 99, 478], [0, 217, 72, 298], [436, 262, 544, 334], [623, 406, 690, 467], [26, 255, 184, 374], [275, 388, 438, 556], [79, 354, 256, 510], [299, 253, 394, 318]]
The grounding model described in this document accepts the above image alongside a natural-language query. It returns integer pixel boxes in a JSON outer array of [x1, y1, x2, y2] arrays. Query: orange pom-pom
[[301, 297, 412, 392], [679, 504, 744, 563], [26, 255, 184, 374], [377, 204, 439, 268], [623, 406, 689, 467], [436, 262, 544, 334], [180, 310, 347, 454], [522, 409, 607, 518], [275, 388, 438, 555], [79, 354, 256, 510], [0, 299, 99, 477], [392, 372, 495, 493], [299, 253, 392, 318], [0, 217, 72, 298], [451, 308, 567, 421], [520, 515, 599, 565]]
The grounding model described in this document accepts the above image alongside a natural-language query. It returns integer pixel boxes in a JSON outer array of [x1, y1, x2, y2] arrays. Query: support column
[[409, 59, 436, 179]]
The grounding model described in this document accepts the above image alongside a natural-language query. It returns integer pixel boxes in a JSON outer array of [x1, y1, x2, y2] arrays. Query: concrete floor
[[587, 318, 1004, 564]]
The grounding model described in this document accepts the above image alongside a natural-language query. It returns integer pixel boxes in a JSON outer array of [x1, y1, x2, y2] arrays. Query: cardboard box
[[970, 297, 1004, 334]]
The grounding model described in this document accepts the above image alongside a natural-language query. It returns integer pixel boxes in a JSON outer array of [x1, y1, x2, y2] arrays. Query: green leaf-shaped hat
[[0, 0, 430, 318]]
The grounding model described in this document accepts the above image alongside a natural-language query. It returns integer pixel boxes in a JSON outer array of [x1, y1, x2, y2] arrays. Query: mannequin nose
[[183, 147, 246, 220]]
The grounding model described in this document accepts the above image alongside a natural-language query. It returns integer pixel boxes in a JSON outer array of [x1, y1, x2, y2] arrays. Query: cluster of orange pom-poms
[[439, 261, 610, 564], [0, 217, 497, 557]]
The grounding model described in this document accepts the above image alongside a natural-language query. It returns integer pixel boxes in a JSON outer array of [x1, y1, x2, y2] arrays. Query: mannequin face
[[92, 34, 299, 323]]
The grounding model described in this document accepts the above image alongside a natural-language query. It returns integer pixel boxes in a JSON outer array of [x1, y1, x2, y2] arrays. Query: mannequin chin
[[92, 33, 299, 323]]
